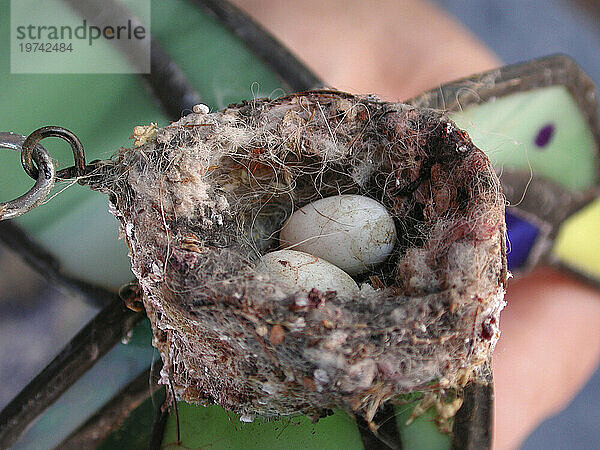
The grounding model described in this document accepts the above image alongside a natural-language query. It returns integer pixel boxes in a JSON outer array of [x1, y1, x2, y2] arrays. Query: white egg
[[280, 195, 396, 275], [257, 250, 359, 298]]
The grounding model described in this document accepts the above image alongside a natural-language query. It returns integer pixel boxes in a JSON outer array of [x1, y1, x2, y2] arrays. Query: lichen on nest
[[89, 90, 507, 424]]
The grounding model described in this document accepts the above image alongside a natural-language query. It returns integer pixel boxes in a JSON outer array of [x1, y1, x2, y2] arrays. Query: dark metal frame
[[60, 363, 163, 449]]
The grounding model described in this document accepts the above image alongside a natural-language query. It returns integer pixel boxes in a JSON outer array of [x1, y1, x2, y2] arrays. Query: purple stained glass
[[534, 123, 555, 147], [506, 211, 540, 270]]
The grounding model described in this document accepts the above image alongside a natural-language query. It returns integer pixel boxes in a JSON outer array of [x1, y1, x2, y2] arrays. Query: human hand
[[232, 1, 600, 448], [493, 267, 600, 449]]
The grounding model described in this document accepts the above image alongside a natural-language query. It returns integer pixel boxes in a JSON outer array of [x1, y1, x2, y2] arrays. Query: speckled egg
[[257, 249, 359, 298], [280, 194, 396, 275]]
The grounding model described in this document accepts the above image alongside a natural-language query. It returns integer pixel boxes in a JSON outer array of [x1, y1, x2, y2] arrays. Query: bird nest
[[89, 90, 507, 423]]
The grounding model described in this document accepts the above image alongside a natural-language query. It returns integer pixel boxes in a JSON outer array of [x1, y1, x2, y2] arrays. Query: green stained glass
[[0, 0, 283, 287], [451, 85, 597, 191], [395, 398, 451, 450], [161, 403, 363, 449]]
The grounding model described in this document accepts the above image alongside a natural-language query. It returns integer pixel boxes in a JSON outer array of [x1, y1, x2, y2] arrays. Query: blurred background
[[434, 1, 600, 448], [1, 0, 599, 448]]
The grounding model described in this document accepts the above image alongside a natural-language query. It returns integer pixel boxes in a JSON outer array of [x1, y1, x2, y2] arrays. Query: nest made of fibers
[[90, 90, 507, 424]]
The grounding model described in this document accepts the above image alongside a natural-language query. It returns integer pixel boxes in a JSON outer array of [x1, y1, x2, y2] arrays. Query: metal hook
[[21, 126, 86, 180], [0, 132, 56, 221]]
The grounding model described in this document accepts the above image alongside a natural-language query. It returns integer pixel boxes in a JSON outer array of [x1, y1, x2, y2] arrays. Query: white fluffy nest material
[[90, 90, 507, 423]]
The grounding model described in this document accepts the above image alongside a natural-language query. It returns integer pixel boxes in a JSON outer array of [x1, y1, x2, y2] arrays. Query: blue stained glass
[[506, 211, 540, 270]]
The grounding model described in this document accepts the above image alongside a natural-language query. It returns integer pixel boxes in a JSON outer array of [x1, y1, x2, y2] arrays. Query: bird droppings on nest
[[88, 90, 507, 428]]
